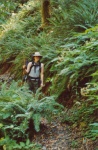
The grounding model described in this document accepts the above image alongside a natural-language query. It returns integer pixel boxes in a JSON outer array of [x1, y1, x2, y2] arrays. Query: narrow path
[[32, 119, 96, 150], [0, 72, 14, 83], [33, 120, 70, 150]]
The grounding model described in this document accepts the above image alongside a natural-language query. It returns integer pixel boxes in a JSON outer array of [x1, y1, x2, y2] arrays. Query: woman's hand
[[40, 83, 44, 88], [23, 65, 26, 69]]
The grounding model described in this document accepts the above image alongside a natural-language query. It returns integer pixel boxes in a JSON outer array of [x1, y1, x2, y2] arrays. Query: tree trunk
[[41, 0, 50, 27]]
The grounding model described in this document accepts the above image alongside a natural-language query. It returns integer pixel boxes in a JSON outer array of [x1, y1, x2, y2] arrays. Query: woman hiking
[[23, 52, 44, 93]]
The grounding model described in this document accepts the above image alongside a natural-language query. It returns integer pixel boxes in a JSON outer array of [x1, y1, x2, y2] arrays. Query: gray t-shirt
[[29, 62, 41, 78]]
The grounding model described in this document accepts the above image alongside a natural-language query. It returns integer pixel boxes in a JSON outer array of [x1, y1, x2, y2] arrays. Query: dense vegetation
[[0, 0, 98, 149]]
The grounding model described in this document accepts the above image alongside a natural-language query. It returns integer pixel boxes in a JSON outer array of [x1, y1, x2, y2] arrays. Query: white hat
[[33, 52, 42, 58]]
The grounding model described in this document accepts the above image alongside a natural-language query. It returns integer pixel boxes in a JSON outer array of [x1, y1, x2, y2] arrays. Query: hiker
[[23, 52, 44, 93]]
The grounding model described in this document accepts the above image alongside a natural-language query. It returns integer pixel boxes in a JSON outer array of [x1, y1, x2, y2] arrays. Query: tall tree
[[41, 0, 50, 27]]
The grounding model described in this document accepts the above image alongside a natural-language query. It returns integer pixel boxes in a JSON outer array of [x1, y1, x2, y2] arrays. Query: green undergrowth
[[0, 81, 63, 149], [0, 0, 98, 147], [0, 0, 29, 25], [62, 82, 98, 140], [52, 26, 98, 140]]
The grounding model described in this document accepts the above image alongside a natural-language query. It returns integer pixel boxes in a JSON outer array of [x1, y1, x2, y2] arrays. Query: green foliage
[[71, 140, 78, 148], [0, 138, 41, 150], [68, 0, 98, 31], [50, 0, 98, 36], [0, 0, 42, 76], [50, 26, 98, 98], [0, 0, 27, 25], [49, 26, 98, 140], [62, 82, 98, 139], [0, 0, 17, 24], [0, 0, 98, 145], [0, 81, 63, 145], [89, 123, 98, 139]]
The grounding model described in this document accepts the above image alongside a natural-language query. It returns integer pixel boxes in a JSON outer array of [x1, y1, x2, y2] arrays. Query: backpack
[[22, 61, 41, 82]]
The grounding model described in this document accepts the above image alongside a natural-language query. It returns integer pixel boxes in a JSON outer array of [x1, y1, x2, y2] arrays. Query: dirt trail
[[0, 72, 14, 83], [34, 121, 70, 150], [32, 119, 96, 150]]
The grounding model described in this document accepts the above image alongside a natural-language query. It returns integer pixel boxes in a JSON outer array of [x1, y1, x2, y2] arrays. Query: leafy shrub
[[68, 0, 98, 31], [62, 82, 98, 140], [50, 0, 98, 36], [0, 0, 26, 25], [0, 81, 63, 148], [89, 123, 98, 140], [49, 26, 98, 101], [0, 138, 41, 150]]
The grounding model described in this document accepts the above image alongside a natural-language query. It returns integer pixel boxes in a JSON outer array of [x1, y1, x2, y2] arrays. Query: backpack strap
[[31, 61, 41, 71], [39, 61, 41, 73], [27, 61, 34, 74], [28, 61, 41, 78]]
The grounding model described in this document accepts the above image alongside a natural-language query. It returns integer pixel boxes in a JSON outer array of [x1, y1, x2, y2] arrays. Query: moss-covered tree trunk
[[41, 0, 50, 27]]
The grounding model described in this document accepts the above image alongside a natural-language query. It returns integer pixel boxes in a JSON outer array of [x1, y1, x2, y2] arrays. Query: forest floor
[[0, 72, 98, 150], [33, 118, 97, 150]]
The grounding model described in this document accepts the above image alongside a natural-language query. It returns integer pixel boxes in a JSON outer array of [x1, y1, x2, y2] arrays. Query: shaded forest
[[0, 0, 98, 149]]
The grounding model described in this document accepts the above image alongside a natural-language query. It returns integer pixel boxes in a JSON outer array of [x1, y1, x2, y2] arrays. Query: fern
[[33, 114, 41, 132], [68, 0, 98, 31], [0, 137, 41, 150], [0, 81, 63, 143], [89, 123, 98, 139]]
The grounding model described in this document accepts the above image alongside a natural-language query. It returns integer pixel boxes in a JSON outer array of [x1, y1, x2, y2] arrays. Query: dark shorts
[[27, 77, 40, 93]]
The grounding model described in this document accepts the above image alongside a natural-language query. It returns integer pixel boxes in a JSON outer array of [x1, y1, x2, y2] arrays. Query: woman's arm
[[23, 62, 32, 74], [40, 63, 44, 87]]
